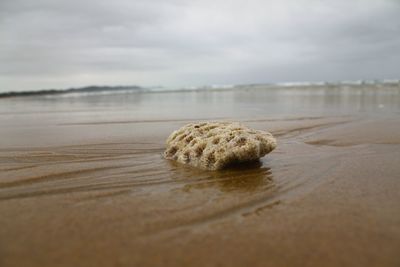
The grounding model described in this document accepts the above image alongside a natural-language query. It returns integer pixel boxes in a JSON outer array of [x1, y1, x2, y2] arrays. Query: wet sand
[[0, 85, 400, 267]]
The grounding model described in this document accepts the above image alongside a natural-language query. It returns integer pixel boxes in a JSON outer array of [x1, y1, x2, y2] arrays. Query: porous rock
[[164, 122, 277, 170]]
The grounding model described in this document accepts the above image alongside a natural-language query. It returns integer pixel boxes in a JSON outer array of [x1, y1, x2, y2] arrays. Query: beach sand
[[0, 85, 399, 267]]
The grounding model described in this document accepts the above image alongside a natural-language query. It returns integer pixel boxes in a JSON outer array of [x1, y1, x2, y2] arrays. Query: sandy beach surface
[[1, 84, 400, 267]]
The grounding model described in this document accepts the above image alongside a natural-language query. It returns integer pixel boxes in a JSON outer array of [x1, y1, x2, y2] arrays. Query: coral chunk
[[164, 122, 277, 170]]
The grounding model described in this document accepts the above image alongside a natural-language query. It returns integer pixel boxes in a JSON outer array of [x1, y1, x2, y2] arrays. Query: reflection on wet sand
[[169, 161, 274, 193]]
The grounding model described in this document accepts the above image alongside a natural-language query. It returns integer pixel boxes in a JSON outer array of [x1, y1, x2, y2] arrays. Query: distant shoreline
[[1, 80, 399, 98], [0, 85, 143, 98]]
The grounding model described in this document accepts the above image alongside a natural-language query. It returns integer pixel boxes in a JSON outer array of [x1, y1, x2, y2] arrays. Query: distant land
[[0, 85, 143, 98], [1, 79, 399, 98]]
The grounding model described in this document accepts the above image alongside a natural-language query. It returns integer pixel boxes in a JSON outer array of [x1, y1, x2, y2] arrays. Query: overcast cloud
[[0, 0, 399, 91]]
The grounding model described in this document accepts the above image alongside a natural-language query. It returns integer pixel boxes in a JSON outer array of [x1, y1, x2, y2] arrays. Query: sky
[[0, 0, 399, 92]]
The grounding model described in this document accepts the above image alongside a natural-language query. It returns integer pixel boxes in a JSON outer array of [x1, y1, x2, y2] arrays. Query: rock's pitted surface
[[164, 122, 277, 170]]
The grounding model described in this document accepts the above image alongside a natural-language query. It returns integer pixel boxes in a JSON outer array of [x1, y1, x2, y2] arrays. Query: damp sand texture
[[0, 84, 400, 267]]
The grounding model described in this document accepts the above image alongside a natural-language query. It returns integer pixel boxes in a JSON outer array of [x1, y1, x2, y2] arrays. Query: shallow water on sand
[[0, 84, 400, 267]]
